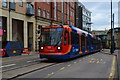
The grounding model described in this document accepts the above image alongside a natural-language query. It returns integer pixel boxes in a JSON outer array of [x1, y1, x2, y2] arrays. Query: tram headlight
[[41, 47, 44, 50], [57, 47, 62, 50]]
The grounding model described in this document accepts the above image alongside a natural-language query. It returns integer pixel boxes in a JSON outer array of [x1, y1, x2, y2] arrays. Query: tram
[[39, 25, 102, 60]]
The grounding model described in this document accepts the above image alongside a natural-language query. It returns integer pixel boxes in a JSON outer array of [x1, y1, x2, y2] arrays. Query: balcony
[[26, 7, 34, 16], [10, 2, 16, 10]]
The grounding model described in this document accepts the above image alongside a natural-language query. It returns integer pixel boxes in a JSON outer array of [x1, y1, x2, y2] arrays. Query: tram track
[[2, 59, 43, 72], [2, 59, 61, 79]]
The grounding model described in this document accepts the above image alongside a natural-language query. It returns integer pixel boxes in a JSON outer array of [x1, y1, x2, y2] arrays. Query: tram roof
[[69, 25, 94, 37]]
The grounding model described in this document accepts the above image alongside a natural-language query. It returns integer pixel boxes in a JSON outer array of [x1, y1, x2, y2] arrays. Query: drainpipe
[[9, 2, 10, 41], [62, 0, 64, 25]]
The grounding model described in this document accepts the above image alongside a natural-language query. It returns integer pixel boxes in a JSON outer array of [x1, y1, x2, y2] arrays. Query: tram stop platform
[[102, 49, 120, 79]]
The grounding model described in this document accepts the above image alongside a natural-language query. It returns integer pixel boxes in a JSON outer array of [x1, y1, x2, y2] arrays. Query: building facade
[[118, 1, 120, 27], [92, 30, 108, 48], [107, 27, 120, 49], [75, 2, 91, 32], [35, 2, 75, 51], [0, 1, 79, 51], [0, 1, 36, 51], [92, 30, 108, 35]]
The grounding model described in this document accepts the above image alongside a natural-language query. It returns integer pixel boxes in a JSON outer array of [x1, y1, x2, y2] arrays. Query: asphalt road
[[18, 52, 115, 78]]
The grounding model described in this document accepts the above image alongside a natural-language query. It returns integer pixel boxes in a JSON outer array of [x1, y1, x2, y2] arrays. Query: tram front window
[[40, 28, 63, 46]]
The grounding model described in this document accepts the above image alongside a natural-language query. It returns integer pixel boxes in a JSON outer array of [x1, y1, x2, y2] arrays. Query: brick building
[[35, 2, 75, 51], [0, 1, 77, 51], [0, 1, 36, 50]]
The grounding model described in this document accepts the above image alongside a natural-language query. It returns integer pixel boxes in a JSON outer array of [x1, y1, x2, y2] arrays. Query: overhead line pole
[[112, 13, 115, 52], [110, 0, 113, 54]]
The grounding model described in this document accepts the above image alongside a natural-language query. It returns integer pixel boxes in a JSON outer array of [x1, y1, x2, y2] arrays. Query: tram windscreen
[[40, 28, 63, 46]]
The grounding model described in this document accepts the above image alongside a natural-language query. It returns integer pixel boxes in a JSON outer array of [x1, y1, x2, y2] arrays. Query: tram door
[[81, 34, 86, 53]]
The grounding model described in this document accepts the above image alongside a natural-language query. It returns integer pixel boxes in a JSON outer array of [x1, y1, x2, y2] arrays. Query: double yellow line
[[109, 56, 116, 80]]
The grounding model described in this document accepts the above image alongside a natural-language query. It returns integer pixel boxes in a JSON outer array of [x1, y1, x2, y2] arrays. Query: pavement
[[112, 49, 120, 80], [102, 49, 120, 80], [116, 49, 120, 80], [1, 51, 40, 72]]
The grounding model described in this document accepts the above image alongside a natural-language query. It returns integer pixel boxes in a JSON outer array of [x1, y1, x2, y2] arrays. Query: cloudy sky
[[80, 1, 119, 30]]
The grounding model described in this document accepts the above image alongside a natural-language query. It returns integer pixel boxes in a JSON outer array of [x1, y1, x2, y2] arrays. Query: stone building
[[107, 27, 120, 49], [0, 1, 36, 51], [92, 30, 108, 48]]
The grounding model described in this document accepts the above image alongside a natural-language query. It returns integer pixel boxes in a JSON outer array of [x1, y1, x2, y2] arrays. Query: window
[[26, 3, 33, 9], [10, 0, 16, 10], [43, 10, 46, 18], [47, 12, 50, 19], [38, 8, 41, 16], [71, 32, 79, 45], [10, 0, 14, 2], [2, 0, 7, 7], [19, 0, 23, 7], [70, 11, 72, 16], [54, 2, 56, 20], [46, 0, 50, 4]]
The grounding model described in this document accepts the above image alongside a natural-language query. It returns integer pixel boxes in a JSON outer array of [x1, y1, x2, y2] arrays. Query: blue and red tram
[[39, 25, 102, 60]]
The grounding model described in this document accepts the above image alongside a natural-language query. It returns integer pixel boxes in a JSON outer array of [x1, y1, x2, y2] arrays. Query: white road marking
[[48, 72, 54, 76], [0, 64, 16, 68], [74, 62, 77, 63], [27, 61, 33, 63], [68, 64, 71, 67], [27, 59, 39, 63], [60, 67, 65, 70]]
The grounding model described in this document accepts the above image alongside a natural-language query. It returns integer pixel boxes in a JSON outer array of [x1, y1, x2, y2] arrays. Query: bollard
[[22, 48, 30, 55]]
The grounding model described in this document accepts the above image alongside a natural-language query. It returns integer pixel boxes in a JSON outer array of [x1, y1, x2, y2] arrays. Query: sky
[[79, 1, 119, 31]]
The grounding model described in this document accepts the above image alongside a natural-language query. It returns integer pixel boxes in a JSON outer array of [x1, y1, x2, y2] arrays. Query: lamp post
[[110, 0, 115, 54], [112, 13, 115, 52]]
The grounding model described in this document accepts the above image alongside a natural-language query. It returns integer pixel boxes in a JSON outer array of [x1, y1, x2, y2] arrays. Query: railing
[[26, 7, 34, 16], [0, 48, 31, 57]]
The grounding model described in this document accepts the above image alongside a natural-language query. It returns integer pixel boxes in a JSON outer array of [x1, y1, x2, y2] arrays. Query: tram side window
[[91, 38, 94, 45], [81, 34, 85, 47], [71, 32, 79, 45], [87, 37, 90, 46]]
